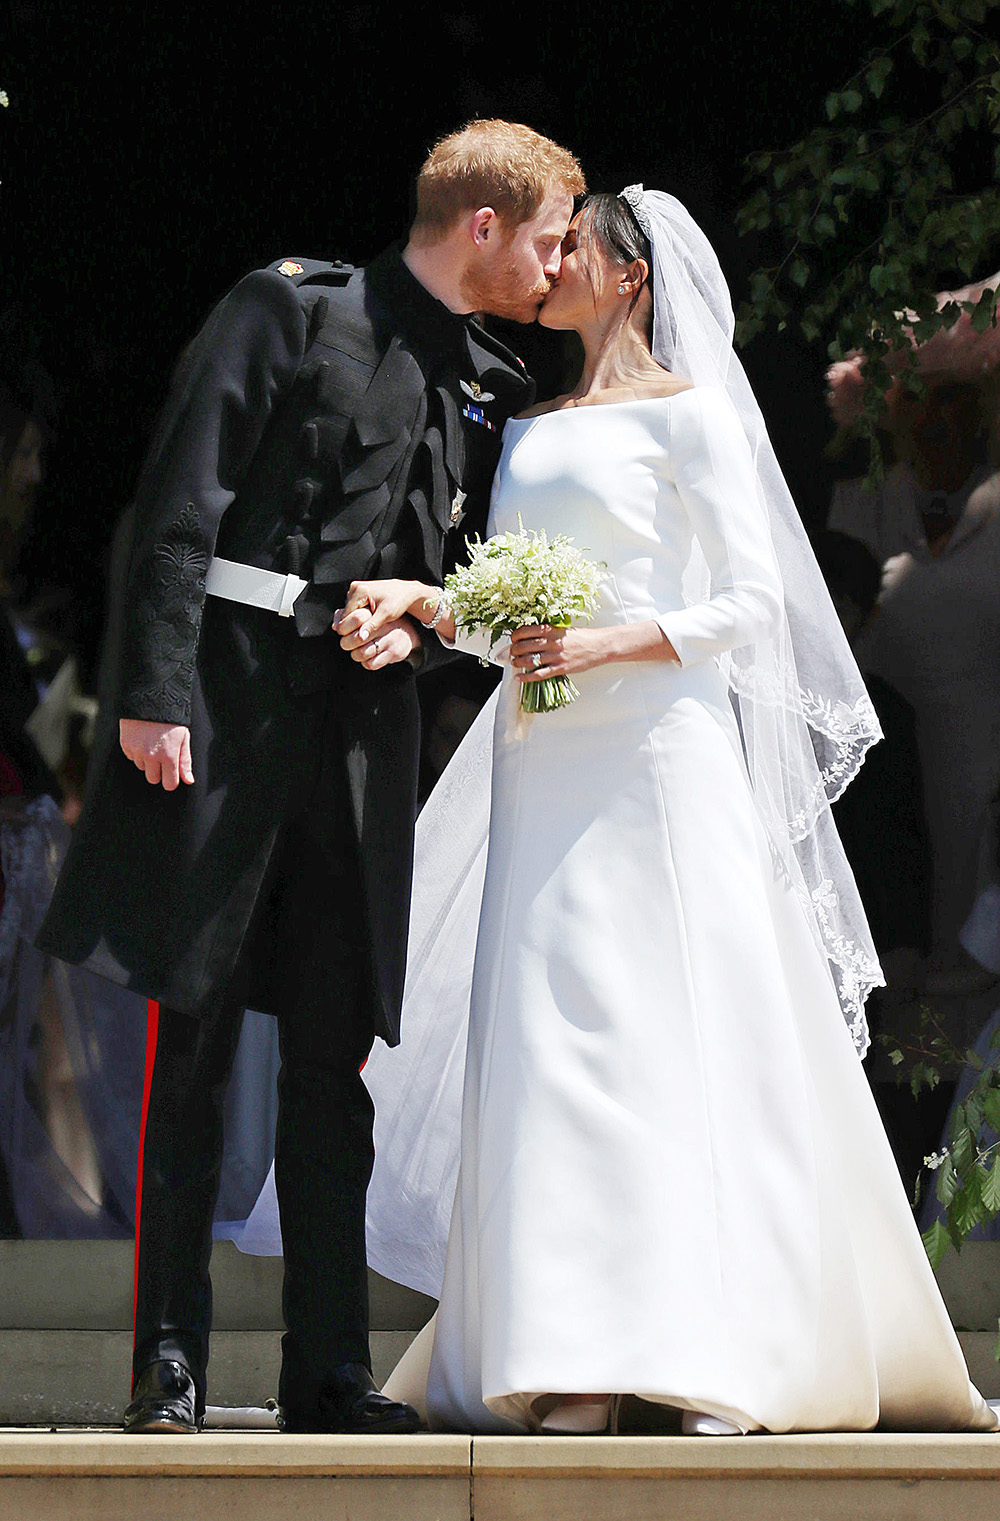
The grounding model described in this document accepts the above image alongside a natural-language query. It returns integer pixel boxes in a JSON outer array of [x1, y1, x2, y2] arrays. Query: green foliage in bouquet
[[443, 521, 605, 714]]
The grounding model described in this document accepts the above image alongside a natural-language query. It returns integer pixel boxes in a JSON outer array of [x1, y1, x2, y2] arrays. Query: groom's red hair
[[411, 120, 585, 241]]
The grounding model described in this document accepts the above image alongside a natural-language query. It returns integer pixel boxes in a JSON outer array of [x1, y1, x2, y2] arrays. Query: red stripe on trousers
[[131, 999, 160, 1391]]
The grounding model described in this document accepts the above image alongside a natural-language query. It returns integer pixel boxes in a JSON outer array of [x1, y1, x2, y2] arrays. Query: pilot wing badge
[[461, 379, 496, 404]]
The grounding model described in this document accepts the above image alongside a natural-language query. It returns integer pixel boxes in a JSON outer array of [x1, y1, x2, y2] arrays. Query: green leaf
[[951, 1124, 974, 1175], [922, 1217, 952, 1269], [982, 1085, 1000, 1134], [982, 1154, 1000, 1217], [789, 259, 810, 288], [749, 270, 774, 303], [865, 56, 894, 97], [936, 1155, 958, 1206], [953, 1166, 985, 1236]]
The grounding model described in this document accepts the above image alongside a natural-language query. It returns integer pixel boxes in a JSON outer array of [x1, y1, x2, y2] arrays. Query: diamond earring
[[618, 284, 626, 295]]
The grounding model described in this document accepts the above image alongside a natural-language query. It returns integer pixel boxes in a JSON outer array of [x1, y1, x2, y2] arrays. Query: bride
[[255, 188, 997, 1436]]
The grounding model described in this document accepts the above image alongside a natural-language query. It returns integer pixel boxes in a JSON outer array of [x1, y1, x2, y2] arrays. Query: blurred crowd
[[0, 346, 282, 1242], [822, 272, 1000, 1198], [2, 271, 999, 1240]]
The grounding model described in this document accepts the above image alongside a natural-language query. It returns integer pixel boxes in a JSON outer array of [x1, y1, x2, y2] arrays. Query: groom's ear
[[470, 207, 500, 247]]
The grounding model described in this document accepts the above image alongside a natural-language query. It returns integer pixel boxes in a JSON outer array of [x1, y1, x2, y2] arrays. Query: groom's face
[[461, 185, 574, 324]]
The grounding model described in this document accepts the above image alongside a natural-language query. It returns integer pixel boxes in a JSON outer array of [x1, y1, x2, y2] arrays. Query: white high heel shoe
[[681, 1409, 746, 1436], [540, 1395, 621, 1435]]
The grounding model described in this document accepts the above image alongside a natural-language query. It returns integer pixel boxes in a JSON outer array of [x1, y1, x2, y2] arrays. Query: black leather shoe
[[123, 1359, 202, 1434], [282, 1363, 421, 1434]]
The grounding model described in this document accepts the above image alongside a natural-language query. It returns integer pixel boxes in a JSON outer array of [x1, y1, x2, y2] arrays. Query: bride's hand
[[334, 579, 435, 649], [347, 616, 423, 670], [510, 624, 609, 681]]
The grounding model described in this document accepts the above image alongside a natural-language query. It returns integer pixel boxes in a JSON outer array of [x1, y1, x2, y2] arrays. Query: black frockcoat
[[38, 248, 532, 1044]]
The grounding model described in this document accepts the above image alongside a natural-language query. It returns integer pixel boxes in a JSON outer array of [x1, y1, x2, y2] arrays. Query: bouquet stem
[[518, 675, 580, 714]]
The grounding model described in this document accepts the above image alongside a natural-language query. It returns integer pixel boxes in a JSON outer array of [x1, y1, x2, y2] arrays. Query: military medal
[[462, 403, 496, 432]]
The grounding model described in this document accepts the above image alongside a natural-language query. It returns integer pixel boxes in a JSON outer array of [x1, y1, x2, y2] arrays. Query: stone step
[[3, 1237, 1000, 1427], [4, 1238, 998, 1332], [3, 1326, 998, 1429], [2, 1429, 1000, 1521], [0, 1330, 419, 1425], [0, 1240, 435, 1331]]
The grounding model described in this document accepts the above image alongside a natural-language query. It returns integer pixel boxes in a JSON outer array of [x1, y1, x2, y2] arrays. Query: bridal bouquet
[[442, 521, 605, 714]]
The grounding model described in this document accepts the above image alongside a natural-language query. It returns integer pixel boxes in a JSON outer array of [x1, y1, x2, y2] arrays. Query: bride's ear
[[619, 257, 649, 297]]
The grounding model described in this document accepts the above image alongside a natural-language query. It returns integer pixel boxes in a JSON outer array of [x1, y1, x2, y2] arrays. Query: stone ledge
[[2, 1428, 1000, 1477], [5, 1430, 1000, 1521], [0, 1430, 470, 1476], [471, 1430, 1000, 1479]]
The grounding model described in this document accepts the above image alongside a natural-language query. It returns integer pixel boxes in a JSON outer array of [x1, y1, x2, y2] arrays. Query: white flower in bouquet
[[442, 520, 605, 714]]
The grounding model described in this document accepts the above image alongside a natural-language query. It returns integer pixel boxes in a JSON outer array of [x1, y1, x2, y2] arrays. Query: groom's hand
[[119, 719, 194, 789]]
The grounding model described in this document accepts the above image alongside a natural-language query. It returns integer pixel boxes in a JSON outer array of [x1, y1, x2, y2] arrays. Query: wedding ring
[[531, 653, 542, 669]]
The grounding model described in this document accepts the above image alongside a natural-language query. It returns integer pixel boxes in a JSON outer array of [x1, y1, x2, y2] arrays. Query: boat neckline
[[510, 388, 701, 422]]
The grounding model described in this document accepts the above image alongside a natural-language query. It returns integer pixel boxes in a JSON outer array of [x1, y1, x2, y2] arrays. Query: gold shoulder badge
[[278, 260, 304, 277]]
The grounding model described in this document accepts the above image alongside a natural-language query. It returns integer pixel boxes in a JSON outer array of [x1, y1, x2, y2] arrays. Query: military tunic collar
[[366, 244, 472, 364]]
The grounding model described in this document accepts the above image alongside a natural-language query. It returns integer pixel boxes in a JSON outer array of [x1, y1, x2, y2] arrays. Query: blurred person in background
[[826, 275, 1000, 995]]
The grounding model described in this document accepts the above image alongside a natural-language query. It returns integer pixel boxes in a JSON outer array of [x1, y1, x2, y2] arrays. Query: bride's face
[[535, 211, 621, 333], [537, 213, 620, 332]]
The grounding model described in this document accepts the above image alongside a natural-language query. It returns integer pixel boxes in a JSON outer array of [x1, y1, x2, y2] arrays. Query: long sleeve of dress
[[655, 388, 784, 667], [439, 625, 511, 664], [119, 270, 307, 724], [434, 496, 512, 666]]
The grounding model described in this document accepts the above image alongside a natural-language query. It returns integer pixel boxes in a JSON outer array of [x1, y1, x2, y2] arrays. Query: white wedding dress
[[236, 386, 996, 1433]]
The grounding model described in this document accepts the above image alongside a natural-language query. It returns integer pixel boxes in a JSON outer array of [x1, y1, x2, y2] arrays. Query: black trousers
[[132, 718, 376, 1423]]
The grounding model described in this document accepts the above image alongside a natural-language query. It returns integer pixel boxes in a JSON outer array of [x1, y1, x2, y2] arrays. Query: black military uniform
[[38, 246, 532, 1428]]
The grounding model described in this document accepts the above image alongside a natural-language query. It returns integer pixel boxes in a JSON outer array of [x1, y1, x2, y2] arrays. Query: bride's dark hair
[[578, 192, 654, 340]]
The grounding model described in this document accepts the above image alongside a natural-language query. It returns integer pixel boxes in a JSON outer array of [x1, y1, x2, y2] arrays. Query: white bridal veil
[[237, 189, 884, 1293], [633, 187, 883, 1047]]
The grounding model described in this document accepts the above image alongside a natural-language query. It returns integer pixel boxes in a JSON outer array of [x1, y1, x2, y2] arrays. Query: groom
[[38, 121, 583, 1434]]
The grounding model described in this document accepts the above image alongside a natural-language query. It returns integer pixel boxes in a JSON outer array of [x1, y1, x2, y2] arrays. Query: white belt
[[205, 557, 309, 618]]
